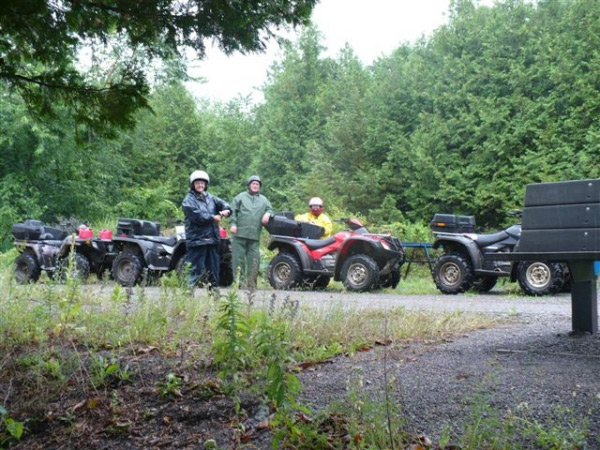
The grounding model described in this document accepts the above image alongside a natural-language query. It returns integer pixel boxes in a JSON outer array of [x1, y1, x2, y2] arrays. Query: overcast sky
[[186, 0, 453, 103]]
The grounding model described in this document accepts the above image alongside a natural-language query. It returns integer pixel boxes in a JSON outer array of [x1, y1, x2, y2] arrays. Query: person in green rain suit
[[229, 175, 273, 289]]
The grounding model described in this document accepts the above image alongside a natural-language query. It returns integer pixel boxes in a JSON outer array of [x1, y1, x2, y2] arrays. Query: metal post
[[568, 261, 598, 334]]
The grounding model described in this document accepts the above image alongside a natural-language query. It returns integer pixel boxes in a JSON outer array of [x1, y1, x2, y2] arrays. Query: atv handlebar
[[335, 218, 365, 231]]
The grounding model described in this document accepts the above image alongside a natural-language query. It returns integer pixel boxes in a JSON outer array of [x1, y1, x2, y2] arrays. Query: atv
[[265, 213, 405, 292], [430, 213, 570, 296], [12, 220, 116, 283], [110, 218, 233, 287]]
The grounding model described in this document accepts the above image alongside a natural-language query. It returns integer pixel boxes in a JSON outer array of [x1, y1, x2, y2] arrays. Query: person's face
[[310, 204, 324, 216], [193, 179, 207, 193], [248, 181, 261, 194]]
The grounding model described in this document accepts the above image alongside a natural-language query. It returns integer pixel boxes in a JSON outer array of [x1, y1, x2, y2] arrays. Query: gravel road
[[105, 285, 574, 316], [265, 289, 599, 447], [260, 289, 574, 316]]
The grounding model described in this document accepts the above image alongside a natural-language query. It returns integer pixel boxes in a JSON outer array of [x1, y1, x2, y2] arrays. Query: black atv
[[430, 213, 569, 296], [110, 218, 233, 287], [12, 220, 116, 283]]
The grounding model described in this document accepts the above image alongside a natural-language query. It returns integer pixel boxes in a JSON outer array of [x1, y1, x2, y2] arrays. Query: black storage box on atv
[[266, 215, 324, 239], [430, 214, 476, 234], [116, 218, 161, 237], [12, 220, 67, 241]]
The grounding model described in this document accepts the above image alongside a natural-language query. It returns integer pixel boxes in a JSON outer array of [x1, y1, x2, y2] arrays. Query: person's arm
[[322, 215, 333, 237], [182, 195, 213, 224], [216, 197, 232, 217], [229, 195, 239, 234], [261, 196, 274, 225]]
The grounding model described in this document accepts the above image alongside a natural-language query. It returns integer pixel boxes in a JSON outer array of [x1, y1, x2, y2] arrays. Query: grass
[[0, 263, 594, 449]]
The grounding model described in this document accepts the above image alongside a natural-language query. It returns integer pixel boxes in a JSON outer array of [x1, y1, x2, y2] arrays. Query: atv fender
[[112, 237, 161, 268], [334, 236, 397, 281], [111, 237, 146, 255], [169, 241, 187, 271], [267, 238, 313, 270], [432, 234, 483, 271]]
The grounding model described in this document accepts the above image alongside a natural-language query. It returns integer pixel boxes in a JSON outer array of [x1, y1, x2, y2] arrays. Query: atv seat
[[143, 236, 178, 246], [300, 237, 336, 249], [473, 230, 509, 247]]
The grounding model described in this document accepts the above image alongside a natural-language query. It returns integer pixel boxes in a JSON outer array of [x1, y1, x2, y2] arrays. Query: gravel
[[287, 293, 600, 447]]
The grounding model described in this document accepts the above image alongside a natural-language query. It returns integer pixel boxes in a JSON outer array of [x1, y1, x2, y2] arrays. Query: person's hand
[[261, 213, 271, 225], [220, 210, 231, 217], [214, 214, 222, 223], [230, 225, 237, 234]]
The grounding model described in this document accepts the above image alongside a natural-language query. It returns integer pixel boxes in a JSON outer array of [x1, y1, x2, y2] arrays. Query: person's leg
[[205, 244, 221, 287], [187, 245, 207, 287], [232, 236, 248, 286], [246, 239, 261, 289]]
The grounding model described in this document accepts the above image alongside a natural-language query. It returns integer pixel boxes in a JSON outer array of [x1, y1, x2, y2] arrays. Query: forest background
[[2, 0, 600, 250]]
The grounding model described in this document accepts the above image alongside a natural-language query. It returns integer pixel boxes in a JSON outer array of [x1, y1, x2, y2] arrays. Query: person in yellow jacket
[[295, 197, 333, 238]]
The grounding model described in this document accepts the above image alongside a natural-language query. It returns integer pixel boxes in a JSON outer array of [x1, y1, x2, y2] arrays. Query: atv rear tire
[[341, 254, 379, 292], [268, 253, 303, 290], [433, 253, 474, 294], [305, 275, 331, 290], [56, 253, 91, 283], [558, 263, 571, 293], [112, 252, 144, 286], [14, 252, 41, 284], [380, 268, 401, 289], [517, 261, 563, 296], [472, 276, 497, 293]]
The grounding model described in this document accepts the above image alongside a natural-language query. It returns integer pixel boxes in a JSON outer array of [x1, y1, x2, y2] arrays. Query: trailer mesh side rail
[[402, 242, 434, 279]]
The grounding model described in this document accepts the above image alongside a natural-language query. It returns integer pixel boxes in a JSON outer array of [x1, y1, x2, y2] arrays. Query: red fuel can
[[99, 229, 113, 240], [78, 225, 94, 239]]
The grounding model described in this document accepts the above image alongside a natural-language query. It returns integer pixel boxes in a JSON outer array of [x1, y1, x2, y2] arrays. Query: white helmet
[[309, 197, 324, 207], [190, 170, 209, 187]]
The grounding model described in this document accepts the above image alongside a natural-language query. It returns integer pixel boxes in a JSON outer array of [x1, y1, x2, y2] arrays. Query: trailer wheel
[[518, 261, 563, 296], [14, 252, 41, 284], [112, 252, 143, 286], [341, 254, 379, 292], [268, 253, 303, 290], [433, 253, 474, 294]]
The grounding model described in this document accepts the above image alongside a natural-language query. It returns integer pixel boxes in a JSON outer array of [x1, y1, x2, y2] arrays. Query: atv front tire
[[433, 253, 474, 294], [112, 252, 144, 286], [56, 253, 91, 283], [14, 252, 42, 284], [268, 253, 303, 290], [517, 261, 563, 296], [341, 254, 379, 292]]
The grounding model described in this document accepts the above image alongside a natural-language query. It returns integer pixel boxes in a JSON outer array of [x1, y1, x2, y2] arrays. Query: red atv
[[265, 214, 405, 292]]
